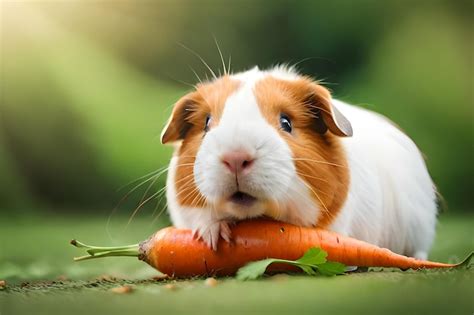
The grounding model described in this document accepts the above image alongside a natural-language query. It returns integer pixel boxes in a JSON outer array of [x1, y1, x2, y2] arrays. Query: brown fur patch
[[172, 76, 240, 207], [254, 76, 350, 228]]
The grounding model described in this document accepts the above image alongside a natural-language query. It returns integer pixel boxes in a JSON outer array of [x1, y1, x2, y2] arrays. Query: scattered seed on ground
[[164, 283, 177, 291], [110, 285, 133, 294], [205, 277, 218, 287]]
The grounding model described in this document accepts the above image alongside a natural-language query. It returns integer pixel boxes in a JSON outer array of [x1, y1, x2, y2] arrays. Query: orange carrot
[[71, 219, 472, 277]]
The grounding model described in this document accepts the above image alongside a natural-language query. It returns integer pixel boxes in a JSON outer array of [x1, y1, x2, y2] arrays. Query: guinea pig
[[161, 66, 437, 259]]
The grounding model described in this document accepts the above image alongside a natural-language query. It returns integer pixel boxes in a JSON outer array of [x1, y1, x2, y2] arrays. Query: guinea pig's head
[[162, 66, 352, 227]]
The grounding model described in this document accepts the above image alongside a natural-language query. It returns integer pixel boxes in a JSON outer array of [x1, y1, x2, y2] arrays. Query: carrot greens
[[236, 248, 346, 280]]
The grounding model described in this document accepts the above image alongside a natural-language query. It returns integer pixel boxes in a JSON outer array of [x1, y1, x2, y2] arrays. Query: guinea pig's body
[[330, 100, 436, 259], [162, 66, 437, 259]]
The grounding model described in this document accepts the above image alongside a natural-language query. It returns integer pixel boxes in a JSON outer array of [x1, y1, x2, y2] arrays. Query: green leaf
[[296, 248, 327, 265], [236, 259, 279, 280], [316, 261, 346, 276], [297, 264, 318, 276], [454, 251, 473, 269], [236, 247, 346, 280]]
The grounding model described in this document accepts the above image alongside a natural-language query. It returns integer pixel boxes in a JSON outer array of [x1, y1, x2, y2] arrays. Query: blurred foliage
[[0, 0, 472, 214]]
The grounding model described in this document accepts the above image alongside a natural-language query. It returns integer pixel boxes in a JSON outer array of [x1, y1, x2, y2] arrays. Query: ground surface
[[0, 213, 473, 314]]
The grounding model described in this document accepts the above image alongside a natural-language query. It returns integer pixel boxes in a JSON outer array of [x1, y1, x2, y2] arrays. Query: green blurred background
[[1, 2, 473, 313], [1, 0, 473, 217]]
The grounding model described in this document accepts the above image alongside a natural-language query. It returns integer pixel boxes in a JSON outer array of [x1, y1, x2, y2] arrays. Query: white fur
[[330, 100, 437, 258], [168, 67, 320, 248], [194, 78, 296, 207], [166, 67, 437, 257]]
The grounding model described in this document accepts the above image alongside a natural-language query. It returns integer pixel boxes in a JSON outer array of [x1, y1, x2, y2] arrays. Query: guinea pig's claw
[[196, 221, 232, 251], [219, 221, 232, 243]]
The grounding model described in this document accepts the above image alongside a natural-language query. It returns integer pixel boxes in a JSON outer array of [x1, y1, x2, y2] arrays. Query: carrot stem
[[70, 239, 139, 261]]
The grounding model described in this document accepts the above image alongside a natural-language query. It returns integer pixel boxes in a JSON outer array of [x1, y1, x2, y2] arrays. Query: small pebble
[[0, 280, 6, 289], [56, 275, 68, 281], [204, 277, 218, 287], [164, 283, 177, 291], [110, 285, 133, 294]]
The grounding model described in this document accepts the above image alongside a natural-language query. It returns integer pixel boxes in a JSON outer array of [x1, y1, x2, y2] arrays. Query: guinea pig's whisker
[[306, 185, 331, 197], [183, 176, 208, 208], [115, 167, 169, 214], [213, 36, 227, 76], [118, 166, 166, 191], [291, 56, 320, 70], [128, 163, 201, 226], [295, 172, 329, 183], [291, 158, 347, 168], [270, 157, 345, 168], [283, 183, 313, 204], [173, 185, 195, 201], [178, 43, 217, 80], [188, 186, 204, 207], [175, 177, 196, 190], [150, 183, 168, 204], [150, 202, 169, 227], [129, 169, 196, 224], [138, 165, 192, 211], [119, 168, 167, 200], [292, 176, 331, 197], [173, 163, 195, 171], [195, 193, 208, 209], [150, 191, 167, 219], [175, 165, 195, 170], [299, 179, 329, 215], [127, 190, 163, 227], [189, 66, 203, 84], [173, 173, 196, 187], [227, 54, 232, 75], [164, 74, 196, 89], [191, 193, 203, 208], [150, 187, 171, 226], [124, 163, 196, 224], [106, 166, 169, 240], [181, 187, 203, 208], [139, 169, 165, 206], [173, 178, 202, 202]]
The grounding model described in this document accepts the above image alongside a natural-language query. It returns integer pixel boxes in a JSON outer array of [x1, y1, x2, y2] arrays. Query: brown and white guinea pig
[[161, 66, 437, 259]]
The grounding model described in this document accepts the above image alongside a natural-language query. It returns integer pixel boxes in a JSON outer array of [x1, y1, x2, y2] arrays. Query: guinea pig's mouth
[[228, 191, 257, 207]]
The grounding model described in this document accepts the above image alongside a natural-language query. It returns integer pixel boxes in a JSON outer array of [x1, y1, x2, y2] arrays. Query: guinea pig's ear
[[308, 84, 353, 137], [160, 93, 198, 144]]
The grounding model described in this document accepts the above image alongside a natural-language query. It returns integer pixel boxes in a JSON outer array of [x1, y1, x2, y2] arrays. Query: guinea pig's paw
[[195, 222, 222, 250], [195, 220, 233, 250]]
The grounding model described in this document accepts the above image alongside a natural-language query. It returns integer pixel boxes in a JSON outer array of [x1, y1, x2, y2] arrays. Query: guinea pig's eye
[[204, 114, 212, 132], [279, 114, 292, 133]]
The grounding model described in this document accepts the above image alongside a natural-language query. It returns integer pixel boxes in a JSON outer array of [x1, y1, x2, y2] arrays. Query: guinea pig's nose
[[221, 151, 255, 175]]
